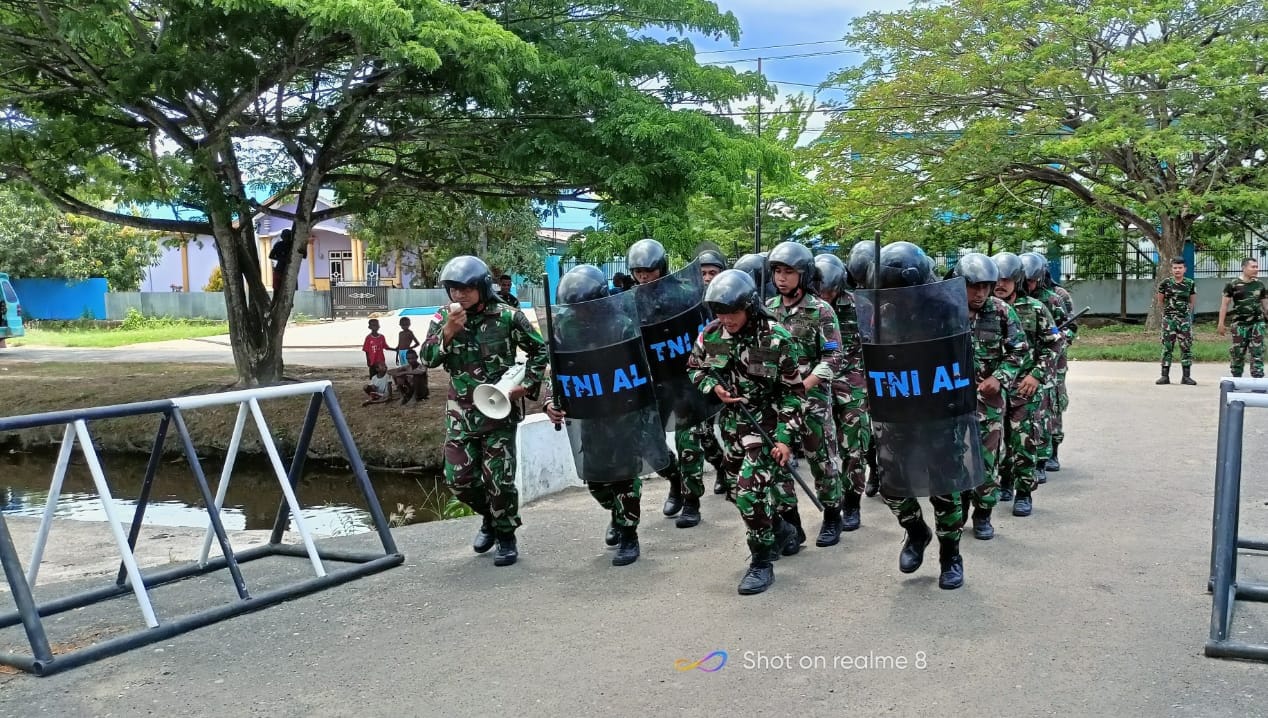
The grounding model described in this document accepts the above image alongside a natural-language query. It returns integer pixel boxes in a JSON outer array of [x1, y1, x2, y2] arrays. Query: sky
[[546, 0, 915, 231]]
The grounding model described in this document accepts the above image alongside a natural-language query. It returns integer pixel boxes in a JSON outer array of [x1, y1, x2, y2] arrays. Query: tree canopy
[[0, 0, 765, 382]]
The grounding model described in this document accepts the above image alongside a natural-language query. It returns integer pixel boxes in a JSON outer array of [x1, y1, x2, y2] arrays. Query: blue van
[[0, 272, 24, 344]]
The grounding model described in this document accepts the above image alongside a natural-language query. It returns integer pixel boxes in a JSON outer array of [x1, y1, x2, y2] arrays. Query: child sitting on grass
[[390, 349, 429, 404], [363, 362, 393, 405]]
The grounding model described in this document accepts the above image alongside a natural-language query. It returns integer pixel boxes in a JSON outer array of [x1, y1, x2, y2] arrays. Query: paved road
[[1, 361, 1266, 716], [0, 341, 368, 368]]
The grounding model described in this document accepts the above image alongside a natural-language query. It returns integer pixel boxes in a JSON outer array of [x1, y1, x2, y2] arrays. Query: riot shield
[[541, 290, 672, 484], [853, 276, 984, 497], [633, 259, 724, 431]]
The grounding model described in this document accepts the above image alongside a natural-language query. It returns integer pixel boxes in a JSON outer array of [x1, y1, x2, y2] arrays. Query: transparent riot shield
[[542, 290, 672, 483], [853, 276, 984, 497], [633, 259, 724, 431]]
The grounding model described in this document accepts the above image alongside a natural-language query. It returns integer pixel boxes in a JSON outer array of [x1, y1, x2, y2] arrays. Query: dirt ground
[[0, 363, 546, 469]]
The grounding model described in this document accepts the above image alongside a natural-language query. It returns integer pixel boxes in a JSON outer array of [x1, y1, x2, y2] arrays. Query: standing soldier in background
[[1021, 253, 1066, 484], [1046, 261, 1077, 471], [688, 249, 730, 500], [953, 254, 1028, 540], [766, 241, 846, 550], [1217, 258, 1268, 379], [991, 252, 1060, 517], [423, 256, 547, 567], [815, 252, 870, 533], [845, 242, 883, 497], [688, 270, 806, 595], [1155, 257, 1198, 386]]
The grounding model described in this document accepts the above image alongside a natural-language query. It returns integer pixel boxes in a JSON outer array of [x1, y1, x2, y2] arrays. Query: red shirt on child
[[363, 332, 389, 367]]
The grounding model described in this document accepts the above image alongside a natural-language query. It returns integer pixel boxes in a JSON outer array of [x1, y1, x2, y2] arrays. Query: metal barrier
[[1206, 377, 1268, 662], [0, 381, 403, 676]]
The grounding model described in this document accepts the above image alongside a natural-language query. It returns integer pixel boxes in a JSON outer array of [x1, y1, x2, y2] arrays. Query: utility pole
[[754, 56, 763, 255]]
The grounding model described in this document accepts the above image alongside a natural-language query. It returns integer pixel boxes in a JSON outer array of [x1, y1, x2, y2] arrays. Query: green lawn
[[1069, 323, 1230, 362], [15, 323, 228, 348]]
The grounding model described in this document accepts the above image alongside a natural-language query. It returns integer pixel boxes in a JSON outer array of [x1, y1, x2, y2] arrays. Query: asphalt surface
[[0, 341, 367, 369], [1, 360, 1267, 716]]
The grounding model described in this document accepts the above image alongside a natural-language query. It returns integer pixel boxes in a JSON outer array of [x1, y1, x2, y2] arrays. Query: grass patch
[[1070, 322, 1231, 362], [18, 323, 228, 348]]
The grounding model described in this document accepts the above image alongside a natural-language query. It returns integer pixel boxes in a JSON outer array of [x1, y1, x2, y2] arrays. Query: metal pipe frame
[[0, 381, 403, 676], [1208, 379, 1268, 593]]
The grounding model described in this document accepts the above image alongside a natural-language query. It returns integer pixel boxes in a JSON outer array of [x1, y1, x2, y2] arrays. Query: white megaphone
[[474, 363, 528, 419]]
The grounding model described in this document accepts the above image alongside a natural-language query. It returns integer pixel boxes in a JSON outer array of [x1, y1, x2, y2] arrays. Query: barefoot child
[[395, 317, 420, 366], [390, 349, 429, 404], [363, 362, 393, 405]]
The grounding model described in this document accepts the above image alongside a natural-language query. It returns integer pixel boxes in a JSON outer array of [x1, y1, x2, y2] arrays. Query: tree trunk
[[214, 221, 285, 386], [1145, 215, 1189, 331]]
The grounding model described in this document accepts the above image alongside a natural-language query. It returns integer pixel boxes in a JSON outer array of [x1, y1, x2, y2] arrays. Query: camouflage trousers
[[832, 376, 872, 496], [444, 423, 520, 534], [1160, 316, 1194, 369], [799, 387, 843, 508], [1054, 351, 1069, 447], [1001, 391, 1044, 495], [1037, 379, 1059, 463], [719, 406, 786, 552], [1230, 321, 1266, 378], [880, 492, 965, 542], [588, 478, 642, 529], [676, 417, 725, 500], [971, 389, 1006, 511]]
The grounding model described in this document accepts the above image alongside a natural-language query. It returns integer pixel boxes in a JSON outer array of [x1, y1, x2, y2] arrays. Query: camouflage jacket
[[828, 291, 866, 381], [765, 292, 844, 385], [1053, 285, 1078, 342], [1037, 287, 1071, 346], [422, 302, 547, 432], [1223, 277, 1268, 324], [1009, 296, 1061, 384], [970, 296, 1029, 388], [688, 318, 807, 445], [1157, 277, 1196, 320]]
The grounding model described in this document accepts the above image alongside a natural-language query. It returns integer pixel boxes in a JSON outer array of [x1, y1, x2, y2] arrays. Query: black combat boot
[[1156, 364, 1170, 385], [898, 518, 933, 573], [473, 515, 496, 554], [1045, 443, 1061, 472], [1182, 366, 1197, 385], [971, 507, 994, 540], [771, 516, 797, 562], [781, 508, 806, 556], [738, 543, 776, 595], [999, 481, 1014, 502], [493, 532, 518, 566], [938, 537, 964, 590], [612, 528, 640, 566], [815, 507, 843, 547], [1013, 491, 1033, 517], [841, 491, 862, 532], [662, 468, 683, 517], [1036, 466, 1048, 485], [713, 476, 727, 494], [676, 496, 702, 528], [604, 521, 620, 547]]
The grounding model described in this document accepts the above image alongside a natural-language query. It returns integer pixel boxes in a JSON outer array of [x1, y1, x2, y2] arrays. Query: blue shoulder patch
[[823, 341, 839, 350]]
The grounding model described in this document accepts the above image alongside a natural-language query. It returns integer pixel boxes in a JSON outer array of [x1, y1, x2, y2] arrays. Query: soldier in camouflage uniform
[[1021, 253, 1066, 484], [766, 241, 846, 550], [1218, 258, 1268, 378], [1047, 269, 1077, 471], [688, 270, 807, 595], [844, 242, 884, 498], [1155, 257, 1198, 386], [991, 252, 1060, 518], [679, 250, 728, 508], [953, 254, 1028, 541], [815, 253, 870, 534], [543, 265, 658, 566], [423, 256, 547, 567]]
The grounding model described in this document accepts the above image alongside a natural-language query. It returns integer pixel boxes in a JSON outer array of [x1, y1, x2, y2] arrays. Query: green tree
[[354, 195, 544, 287], [818, 0, 1268, 326], [0, 188, 160, 291], [0, 0, 763, 384]]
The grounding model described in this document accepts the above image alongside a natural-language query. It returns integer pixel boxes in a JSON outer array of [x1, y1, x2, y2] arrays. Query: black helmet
[[697, 249, 727, 270], [627, 238, 669, 277], [767, 241, 816, 291], [878, 241, 936, 288], [814, 254, 847, 294], [1020, 252, 1047, 284], [846, 241, 876, 289], [556, 265, 609, 304], [733, 252, 770, 289], [439, 255, 496, 305], [952, 253, 1000, 285], [991, 251, 1025, 288], [704, 269, 759, 315]]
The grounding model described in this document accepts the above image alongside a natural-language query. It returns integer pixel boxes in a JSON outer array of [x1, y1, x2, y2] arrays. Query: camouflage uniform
[[688, 318, 807, 555], [422, 303, 547, 534], [1223, 277, 1268, 378], [1050, 285, 1076, 448], [1035, 287, 1069, 465], [1002, 295, 1060, 496], [1157, 276, 1196, 369], [969, 296, 1029, 510], [766, 293, 845, 509], [828, 291, 872, 497], [678, 418, 725, 497]]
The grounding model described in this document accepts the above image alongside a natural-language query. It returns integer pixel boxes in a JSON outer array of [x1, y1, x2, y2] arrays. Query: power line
[[695, 39, 849, 56], [700, 49, 859, 65]]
